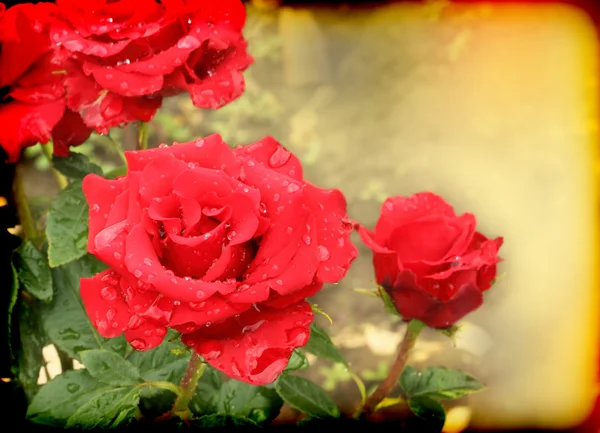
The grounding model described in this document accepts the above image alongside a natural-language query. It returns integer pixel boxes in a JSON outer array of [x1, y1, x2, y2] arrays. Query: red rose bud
[[50, 0, 252, 134], [358, 192, 503, 329], [0, 2, 91, 162], [80, 135, 358, 385]]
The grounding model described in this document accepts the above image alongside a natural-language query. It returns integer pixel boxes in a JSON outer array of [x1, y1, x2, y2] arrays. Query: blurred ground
[[19, 1, 600, 430]]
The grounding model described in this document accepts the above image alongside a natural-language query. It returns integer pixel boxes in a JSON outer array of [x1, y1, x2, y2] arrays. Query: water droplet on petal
[[195, 290, 205, 299], [275, 279, 283, 286], [143, 258, 153, 266], [205, 321, 212, 327], [106, 308, 116, 321], [303, 235, 311, 245], [113, 252, 122, 260], [130, 339, 147, 350], [287, 183, 300, 193], [134, 269, 143, 278], [317, 246, 330, 261], [286, 227, 293, 234], [91, 204, 100, 212], [100, 286, 118, 301], [155, 327, 167, 337], [177, 35, 200, 49], [269, 146, 292, 168]]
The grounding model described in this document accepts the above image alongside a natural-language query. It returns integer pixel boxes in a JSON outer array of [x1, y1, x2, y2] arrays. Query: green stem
[[161, 352, 205, 421], [40, 143, 68, 190], [12, 163, 38, 241], [361, 320, 424, 417], [137, 122, 149, 151]]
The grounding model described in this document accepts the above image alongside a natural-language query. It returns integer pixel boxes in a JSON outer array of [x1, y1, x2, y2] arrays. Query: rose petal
[[234, 136, 303, 181], [182, 302, 312, 385], [82, 174, 127, 250], [125, 134, 240, 177], [0, 100, 64, 161], [421, 281, 484, 328], [384, 270, 439, 322], [51, 21, 131, 57], [303, 184, 357, 283], [83, 62, 164, 97], [124, 224, 236, 302], [51, 109, 92, 156], [170, 294, 250, 328], [80, 270, 129, 338], [374, 192, 457, 244], [125, 316, 167, 351], [263, 279, 323, 309], [202, 242, 255, 282]]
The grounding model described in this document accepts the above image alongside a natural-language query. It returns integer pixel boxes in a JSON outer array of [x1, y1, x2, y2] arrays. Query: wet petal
[[384, 270, 438, 322], [51, 21, 131, 57], [83, 62, 164, 97], [182, 302, 313, 385], [374, 192, 457, 244], [234, 136, 303, 181], [263, 279, 323, 309], [125, 134, 240, 177], [124, 224, 236, 302], [202, 242, 255, 282], [303, 185, 357, 283], [421, 281, 484, 329], [125, 317, 167, 351], [170, 294, 250, 329], [82, 174, 127, 253], [80, 270, 129, 338], [0, 100, 64, 161]]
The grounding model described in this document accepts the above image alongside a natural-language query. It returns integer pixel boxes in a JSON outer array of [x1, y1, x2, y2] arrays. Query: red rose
[[0, 2, 91, 162], [80, 134, 357, 385], [358, 192, 503, 328], [51, 0, 252, 133]]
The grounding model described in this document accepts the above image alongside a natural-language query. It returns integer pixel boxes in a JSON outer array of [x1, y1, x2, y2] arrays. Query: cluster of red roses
[[0, 0, 251, 161], [2, 0, 503, 386]]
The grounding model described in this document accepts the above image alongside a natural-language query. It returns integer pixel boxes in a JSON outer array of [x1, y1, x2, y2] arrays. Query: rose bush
[[50, 0, 252, 133], [358, 192, 503, 328], [0, 1, 91, 162], [80, 134, 357, 385]]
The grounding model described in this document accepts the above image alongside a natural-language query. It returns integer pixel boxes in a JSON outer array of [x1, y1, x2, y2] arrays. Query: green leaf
[[52, 153, 102, 179], [407, 396, 446, 431], [399, 366, 485, 400], [211, 380, 283, 424], [40, 255, 122, 360], [353, 287, 382, 298], [15, 240, 53, 302], [286, 349, 309, 371], [127, 329, 188, 382], [15, 302, 48, 400], [65, 386, 140, 429], [379, 286, 401, 317], [27, 370, 107, 427], [303, 323, 346, 365], [192, 414, 259, 429], [46, 181, 89, 267], [190, 366, 222, 415], [80, 350, 142, 386], [274, 374, 339, 419], [310, 304, 332, 324]]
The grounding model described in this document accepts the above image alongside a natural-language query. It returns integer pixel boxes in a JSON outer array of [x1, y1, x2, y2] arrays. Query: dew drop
[[275, 279, 283, 286], [128, 315, 144, 329], [317, 246, 330, 261], [106, 308, 116, 321], [177, 35, 200, 50], [286, 227, 293, 234], [100, 286, 118, 301], [268, 146, 292, 168], [170, 277, 178, 284], [287, 183, 300, 193], [302, 235, 311, 245], [67, 383, 80, 393], [130, 339, 147, 350], [134, 269, 143, 278], [205, 321, 212, 327], [91, 204, 100, 212], [113, 252, 122, 260], [273, 193, 280, 202], [195, 290, 205, 299]]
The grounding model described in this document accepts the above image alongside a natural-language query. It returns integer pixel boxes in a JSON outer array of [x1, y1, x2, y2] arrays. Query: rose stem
[[12, 163, 38, 241], [164, 352, 206, 420], [137, 122, 149, 151], [361, 319, 424, 417], [40, 142, 68, 190]]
